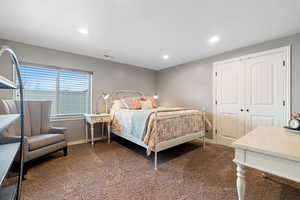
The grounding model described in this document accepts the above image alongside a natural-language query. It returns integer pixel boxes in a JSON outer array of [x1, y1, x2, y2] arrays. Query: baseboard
[[67, 139, 86, 146], [205, 138, 216, 144], [195, 137, 216, 144], [68, 137, 107, 146]]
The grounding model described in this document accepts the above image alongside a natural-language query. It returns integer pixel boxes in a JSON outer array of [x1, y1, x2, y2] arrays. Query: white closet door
[[216, 60, 245, 146], [244, 52, 287, 133]]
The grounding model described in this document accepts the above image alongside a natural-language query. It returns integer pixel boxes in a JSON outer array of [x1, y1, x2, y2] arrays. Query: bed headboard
[[111, 90, 144, 101]]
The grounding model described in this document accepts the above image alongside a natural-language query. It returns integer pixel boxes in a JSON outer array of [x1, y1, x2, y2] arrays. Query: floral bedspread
[[143, 108, 206, 150]]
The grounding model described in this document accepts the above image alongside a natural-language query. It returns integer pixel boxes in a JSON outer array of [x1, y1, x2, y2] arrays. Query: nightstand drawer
[[91, 116, 111, 123]]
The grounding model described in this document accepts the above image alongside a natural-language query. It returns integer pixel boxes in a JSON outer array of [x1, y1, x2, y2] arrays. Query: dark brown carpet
[[22, 137, 300, 200]]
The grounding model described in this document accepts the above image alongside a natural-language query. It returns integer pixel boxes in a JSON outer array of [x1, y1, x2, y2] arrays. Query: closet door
[[216, 60, 246, 146], [244, 52, 287, 133]]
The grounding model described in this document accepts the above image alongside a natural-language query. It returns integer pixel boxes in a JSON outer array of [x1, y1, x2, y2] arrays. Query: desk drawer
[[237, 149, 300, 182]]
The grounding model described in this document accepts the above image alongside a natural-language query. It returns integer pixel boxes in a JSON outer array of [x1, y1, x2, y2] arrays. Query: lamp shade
[[153, 94, 159, 100]]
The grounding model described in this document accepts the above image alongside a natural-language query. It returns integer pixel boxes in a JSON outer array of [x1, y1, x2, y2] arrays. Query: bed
[[109, 90, 211, 169]]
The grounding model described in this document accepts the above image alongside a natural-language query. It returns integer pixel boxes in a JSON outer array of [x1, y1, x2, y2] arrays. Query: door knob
[[246, 109, 249, 112], [240, 109, 244, 112]]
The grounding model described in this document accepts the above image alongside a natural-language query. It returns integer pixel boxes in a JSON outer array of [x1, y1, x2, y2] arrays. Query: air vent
[[104, 55, 114, 59]]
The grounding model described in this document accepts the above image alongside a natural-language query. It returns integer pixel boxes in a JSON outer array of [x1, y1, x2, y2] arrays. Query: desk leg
[[102, 122, 104, 138], [107, 122, 111, 144], [236, 163, 246, 200], [91, 123, 95, 147], [85, 121, 88, 143]]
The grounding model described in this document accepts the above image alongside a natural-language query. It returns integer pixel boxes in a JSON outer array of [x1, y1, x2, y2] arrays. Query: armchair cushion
[[27, 134, 65, 151]]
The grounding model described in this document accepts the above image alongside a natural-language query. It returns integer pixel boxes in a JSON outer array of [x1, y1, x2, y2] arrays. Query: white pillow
[[112, 100, 125, 110], [140, 100, 153, 109]]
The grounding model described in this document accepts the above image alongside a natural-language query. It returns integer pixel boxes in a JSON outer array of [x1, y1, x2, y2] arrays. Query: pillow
[[111, 100, 125, 110], [140, 99, 153, 109], [140, 96, 157, 108], [121, 97, 142, 110]]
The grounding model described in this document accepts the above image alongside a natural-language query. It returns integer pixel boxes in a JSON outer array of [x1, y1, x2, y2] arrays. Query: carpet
[[22, 137, 300, 200]]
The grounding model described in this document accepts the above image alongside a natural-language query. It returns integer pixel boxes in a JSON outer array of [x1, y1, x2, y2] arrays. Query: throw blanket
[[131, 109, 153, 141]]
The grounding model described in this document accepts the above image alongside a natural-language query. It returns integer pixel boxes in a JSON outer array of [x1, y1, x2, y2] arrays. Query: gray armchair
[[0, 100, 68, 172]]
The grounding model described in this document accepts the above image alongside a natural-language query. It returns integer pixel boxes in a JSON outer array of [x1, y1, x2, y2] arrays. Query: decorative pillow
[[140, 99, 153, 109], [140, 96, 157, 108], [121, 97, 142, 110]]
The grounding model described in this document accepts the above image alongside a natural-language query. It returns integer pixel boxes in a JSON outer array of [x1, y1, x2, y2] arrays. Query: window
[[16, 65, 91, 118]]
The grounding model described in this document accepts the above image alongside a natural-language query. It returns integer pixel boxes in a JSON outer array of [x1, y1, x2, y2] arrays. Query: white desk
[[233, 127, 300, 200], [84, 114, 111, 147]]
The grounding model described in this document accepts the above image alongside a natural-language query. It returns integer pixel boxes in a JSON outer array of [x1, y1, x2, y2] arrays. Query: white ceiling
[[0, 0, 299, 70]]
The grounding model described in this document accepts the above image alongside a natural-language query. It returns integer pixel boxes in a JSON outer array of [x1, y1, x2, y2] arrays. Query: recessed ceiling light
[[78, 28, 88, 35], [163, 54, 169, 60], [209, 35, 220, 44]]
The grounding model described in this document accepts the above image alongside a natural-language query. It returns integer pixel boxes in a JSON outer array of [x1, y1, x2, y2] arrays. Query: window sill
[[50, 115, 85, 122]]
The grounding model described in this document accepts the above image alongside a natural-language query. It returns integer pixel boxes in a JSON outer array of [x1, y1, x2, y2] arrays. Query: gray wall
[[157, 33, 300, 139], [2, 33, 300, 142], [0, 39, 156, 142]]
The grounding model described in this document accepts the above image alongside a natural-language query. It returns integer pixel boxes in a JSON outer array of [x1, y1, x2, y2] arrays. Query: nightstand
[[84, 113, 111, 147]]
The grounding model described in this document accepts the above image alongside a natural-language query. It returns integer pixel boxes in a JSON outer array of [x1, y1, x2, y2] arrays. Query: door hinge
[[283, 100, 286, 106], [215, 100, 218, 105], [283, 60, 286, 66], [215, 72, 217, 77], [215, 129, 218, 134]]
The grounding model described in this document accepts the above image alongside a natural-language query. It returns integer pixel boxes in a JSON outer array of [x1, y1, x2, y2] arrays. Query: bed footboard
[[153, 109, 206, 170]]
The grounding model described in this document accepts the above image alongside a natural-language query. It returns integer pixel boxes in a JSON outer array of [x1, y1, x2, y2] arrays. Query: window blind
[[58, 71, 90, 116], [16, 65, 91, 117]]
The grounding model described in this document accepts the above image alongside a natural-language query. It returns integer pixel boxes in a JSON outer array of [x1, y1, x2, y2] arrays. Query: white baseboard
[[68, 137, 107, 146], [205, 138, 216, 144], [194, 137, 216, 144]]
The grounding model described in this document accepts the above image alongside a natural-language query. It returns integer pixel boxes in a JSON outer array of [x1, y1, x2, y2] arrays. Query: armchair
[[0, 100, 68, 173]]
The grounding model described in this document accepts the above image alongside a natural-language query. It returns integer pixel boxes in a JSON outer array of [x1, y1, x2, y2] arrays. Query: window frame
[[14, 63, 93, 120]]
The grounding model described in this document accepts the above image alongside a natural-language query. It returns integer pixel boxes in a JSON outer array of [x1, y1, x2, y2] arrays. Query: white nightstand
[[84, 113, 111, 147]]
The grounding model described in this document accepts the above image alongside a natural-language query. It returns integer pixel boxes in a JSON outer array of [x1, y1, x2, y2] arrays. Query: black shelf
[[0, 143, 20, 185], [0, 114, 20, 133], [0, 183, 18, 200], [0, 75, 16, 89]]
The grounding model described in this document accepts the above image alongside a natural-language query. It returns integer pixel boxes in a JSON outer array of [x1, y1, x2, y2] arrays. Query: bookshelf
[[0, 46, 24, 200]]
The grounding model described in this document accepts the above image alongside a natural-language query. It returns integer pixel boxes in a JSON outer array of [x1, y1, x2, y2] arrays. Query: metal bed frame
[[109, 90, 206, 170]]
